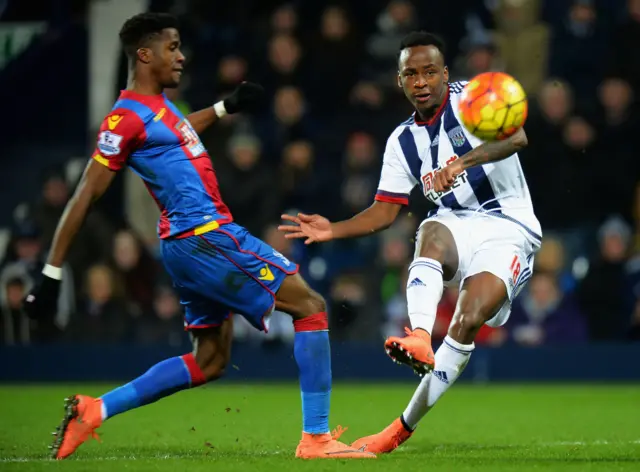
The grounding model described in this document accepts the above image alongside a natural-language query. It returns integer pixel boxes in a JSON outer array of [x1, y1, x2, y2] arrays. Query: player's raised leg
[[274, 273, 375, 459], [353, 271, 507, 453], [51, 320, 233, 459], [385, 221, 458, 376]]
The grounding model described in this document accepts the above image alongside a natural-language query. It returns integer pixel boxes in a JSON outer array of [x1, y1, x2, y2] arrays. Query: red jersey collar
[[414, 85, 449, 126], [119, 89, 166, 105]]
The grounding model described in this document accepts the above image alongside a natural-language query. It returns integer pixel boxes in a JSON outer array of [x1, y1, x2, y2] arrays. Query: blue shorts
[[160, 222, 299, 331]]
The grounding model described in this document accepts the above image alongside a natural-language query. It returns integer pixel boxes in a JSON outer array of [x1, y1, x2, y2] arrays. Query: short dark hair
[[398, 31, 446, 64], [119, 12, 180, 60]]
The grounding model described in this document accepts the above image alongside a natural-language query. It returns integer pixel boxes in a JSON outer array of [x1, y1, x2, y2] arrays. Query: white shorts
[[418, 211, 542, 327]]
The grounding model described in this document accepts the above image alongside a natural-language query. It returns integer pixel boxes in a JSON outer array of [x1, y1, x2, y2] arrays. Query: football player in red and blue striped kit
[[24, 12, 374, 461]]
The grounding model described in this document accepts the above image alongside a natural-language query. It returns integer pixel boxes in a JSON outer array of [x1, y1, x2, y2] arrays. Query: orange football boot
[[295, 427, 376, 459], [385, 327, 435, 376], [350, 418, 413, 454], [50, 395, 103, 459]]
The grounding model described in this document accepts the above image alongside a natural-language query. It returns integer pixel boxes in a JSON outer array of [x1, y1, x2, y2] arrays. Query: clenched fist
[[433, 159, 464, 193]]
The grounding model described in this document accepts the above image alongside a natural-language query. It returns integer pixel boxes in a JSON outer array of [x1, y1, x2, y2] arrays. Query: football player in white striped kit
[[279, 31, 541, 453]]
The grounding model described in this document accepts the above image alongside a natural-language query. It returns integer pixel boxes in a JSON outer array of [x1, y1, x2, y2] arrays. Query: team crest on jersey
[[447, 126, 467, 147]]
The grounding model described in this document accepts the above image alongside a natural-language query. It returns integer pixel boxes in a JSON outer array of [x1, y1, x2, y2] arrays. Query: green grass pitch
[[0, 383, 638, 471]]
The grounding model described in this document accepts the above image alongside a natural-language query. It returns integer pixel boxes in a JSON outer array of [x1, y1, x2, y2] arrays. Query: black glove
[[223, 82, 265, 114], [24, 274, 61, 320]]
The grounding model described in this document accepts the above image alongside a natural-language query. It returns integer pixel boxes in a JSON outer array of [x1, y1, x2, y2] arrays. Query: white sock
[[406, 257, 444, 334], [401, 335, 474, 429]]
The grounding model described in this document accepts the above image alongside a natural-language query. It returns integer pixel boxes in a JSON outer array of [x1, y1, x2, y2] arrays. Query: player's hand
[[278, 213, 333, 245], [223, 82, 265, 114], [434, 160, 464, 193], [23, 274, 61, 320]]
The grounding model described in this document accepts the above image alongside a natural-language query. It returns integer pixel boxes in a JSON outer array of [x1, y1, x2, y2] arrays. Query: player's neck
[[126, 73, 163, 96]]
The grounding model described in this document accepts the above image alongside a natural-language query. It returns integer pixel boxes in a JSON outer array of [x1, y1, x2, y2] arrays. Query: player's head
[[397, 31, 449, 117], [119, 12, 184, 89]]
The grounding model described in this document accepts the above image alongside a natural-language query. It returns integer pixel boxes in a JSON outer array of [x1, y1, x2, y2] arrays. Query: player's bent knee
[[415, 223, 457, 268]]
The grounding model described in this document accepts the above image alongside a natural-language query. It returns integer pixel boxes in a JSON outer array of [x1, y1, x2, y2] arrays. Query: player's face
[[151, 28, 185, 89], [397, 45, 449, 117]]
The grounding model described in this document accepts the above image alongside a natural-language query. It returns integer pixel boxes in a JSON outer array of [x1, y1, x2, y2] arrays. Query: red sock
[[293, 312, 329, 332], [181, 353, 207, 386]]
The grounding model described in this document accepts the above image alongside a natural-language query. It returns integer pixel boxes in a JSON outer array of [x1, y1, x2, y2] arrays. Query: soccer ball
[[458, 72, 528, 141]]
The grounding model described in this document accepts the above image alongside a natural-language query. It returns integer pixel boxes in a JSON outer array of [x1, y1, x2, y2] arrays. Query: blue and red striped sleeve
[[92, 109, 145, 171], [375, 189, 409, 205]]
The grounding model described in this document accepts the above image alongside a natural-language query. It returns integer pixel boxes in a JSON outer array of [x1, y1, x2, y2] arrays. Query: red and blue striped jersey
[[92, 90, 232, 239]]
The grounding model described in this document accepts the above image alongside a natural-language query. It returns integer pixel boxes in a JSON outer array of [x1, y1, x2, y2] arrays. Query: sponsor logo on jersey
[[447, 125, 467, 147], [176, 119, 205, 157], [107, 115, 123, 130], [154, 108, 166, 122], [421, 155, 467, 202], [97, 131, 123, 156]]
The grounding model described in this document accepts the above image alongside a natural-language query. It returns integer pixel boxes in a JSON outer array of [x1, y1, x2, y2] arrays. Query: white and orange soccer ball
[[458, 72, 528, 141]]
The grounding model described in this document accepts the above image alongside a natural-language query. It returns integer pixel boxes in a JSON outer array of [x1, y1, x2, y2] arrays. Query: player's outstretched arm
[[187, 82, 265, 135], [434, 128, 528, 192], [460, 127, 528, 169], [23, 160, 116, 319], [279, 201, 402, 245], [46, 160, 115, 267]]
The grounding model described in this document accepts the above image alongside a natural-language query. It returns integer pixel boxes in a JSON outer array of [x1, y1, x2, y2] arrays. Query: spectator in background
[[70, 264, 133, 344], [198, 56, 252, 164], [338, 132, 380, 218], [329, 271, 369, 340], [308, 5, 362, 113], [593, 77, 639, 222], [215, 55, 248, 96], [26, 170, 114, 289], [509, 271, 588, 346], [548, 0, 608, 104], [136, 286, 190, 347], [0, 221, 73, 336], [492, 0, 549, 95], [111, 229, 158, 318], [520, 80, 579, 231], [578, 216, 633, 341], [256, 86, 317, 159], [609, 0, 640, 95], [367, 0, 417, 86], [217, 134, 280, 235], [261, 33, 306, 95], [450, 38, 505, 82], [0, 275, 31, 345], [279, 140, 323, 214]]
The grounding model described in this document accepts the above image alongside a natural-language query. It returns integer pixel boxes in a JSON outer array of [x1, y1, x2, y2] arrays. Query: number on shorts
[[510, 255, 521, 283]]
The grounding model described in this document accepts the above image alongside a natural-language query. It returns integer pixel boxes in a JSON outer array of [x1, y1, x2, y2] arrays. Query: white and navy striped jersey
[[374, 81, 542, 243]]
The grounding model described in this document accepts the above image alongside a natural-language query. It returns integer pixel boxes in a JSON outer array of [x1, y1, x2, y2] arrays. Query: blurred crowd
[[2, 0, 640, 347]]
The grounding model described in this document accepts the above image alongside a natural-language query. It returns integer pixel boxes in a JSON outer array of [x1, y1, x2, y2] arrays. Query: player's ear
[[136, 47, 152, 64], [443, 66, 449, 84], [396, 73, 402, 88]]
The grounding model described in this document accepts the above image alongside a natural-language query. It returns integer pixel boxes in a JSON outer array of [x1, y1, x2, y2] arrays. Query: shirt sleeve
[[374, 136, 417, 206], [92, 110, 145, 171]]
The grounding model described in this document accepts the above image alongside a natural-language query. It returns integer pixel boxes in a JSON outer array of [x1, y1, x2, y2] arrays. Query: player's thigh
[[274, 272, 326, 320]]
